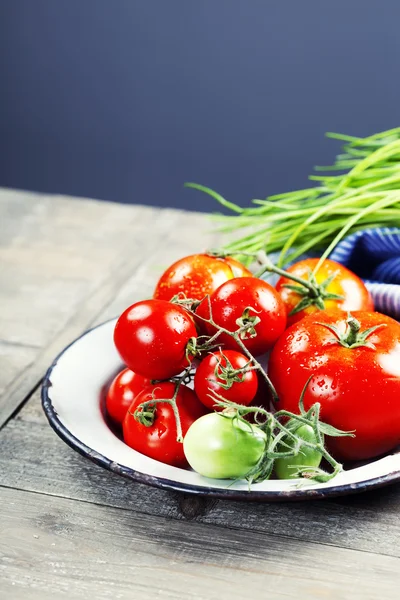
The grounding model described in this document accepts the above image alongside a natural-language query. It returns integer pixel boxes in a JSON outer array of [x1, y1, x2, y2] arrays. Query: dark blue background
[[1, 1, 399, 212]]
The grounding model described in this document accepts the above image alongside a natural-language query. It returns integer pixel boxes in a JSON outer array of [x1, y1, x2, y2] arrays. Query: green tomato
[[183, 413, 266, 479], [274, 423, 322, 480]]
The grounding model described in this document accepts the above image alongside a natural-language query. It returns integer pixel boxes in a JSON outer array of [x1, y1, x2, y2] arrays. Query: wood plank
[[1, 486, 399, 600], [0, 266, 89, 348], [0, 341, 37, 397], [0, 188, 44, 247], [14, 388, 48, 424], [0, 187, 224, 426], [3, 400, 400, 557], [93, 208, 223, 325], [0, 189, 198, 427], [0, 191, 156, 347]]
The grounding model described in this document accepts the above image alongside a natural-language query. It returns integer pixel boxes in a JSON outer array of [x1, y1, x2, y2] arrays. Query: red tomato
[[198, 277, 287, 356], [114, 300, 197, 380], [275, 258, 374, 327], [123, 382, 205, 467], [194, 350, 258, 410], [153, 253, 253, 301], [106, 368, 150, 424], [268, 311, 400, 461]]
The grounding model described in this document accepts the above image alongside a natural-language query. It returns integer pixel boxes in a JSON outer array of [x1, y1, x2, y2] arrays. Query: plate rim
[[41, 318, 400, 502]]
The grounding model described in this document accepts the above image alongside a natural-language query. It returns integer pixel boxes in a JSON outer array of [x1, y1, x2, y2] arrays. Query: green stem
[[213, 395, 345, 483], [254, 251, 317, 294], [135, 398, 184, 442], [192, 296, 279, 402], [230, 333, 278, 402], [133, 369, 192, 443], [342, 316, 361, 346]]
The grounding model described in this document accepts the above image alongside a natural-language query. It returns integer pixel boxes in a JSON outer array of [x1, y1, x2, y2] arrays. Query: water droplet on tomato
[[156, 422, 167, 438]]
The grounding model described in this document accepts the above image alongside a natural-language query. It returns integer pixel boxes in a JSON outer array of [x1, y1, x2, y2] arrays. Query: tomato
[[198, 277, 287, 356], [183, 413, 266, 479], [106, 368, 150, 424], [274, 423, 322, 479], [153, 253, 253, 301], [114, 300, 197, 380], [268, 310, 400, 461], [275, 257, 373, 327], [123, 382, 205, 467], [194, 350, 258, 410]]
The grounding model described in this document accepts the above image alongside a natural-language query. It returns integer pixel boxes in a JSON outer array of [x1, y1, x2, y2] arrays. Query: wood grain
[[93, 208, 223, 325], [0, 341, 37, 397], [2, 392, 400, 558], [1, 486, 399, 600], [2, 187, 400, 599], [0, 188, 217, 427]]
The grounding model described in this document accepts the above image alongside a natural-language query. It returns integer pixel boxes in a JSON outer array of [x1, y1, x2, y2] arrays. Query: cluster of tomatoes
[[106, 252, 400, 481]]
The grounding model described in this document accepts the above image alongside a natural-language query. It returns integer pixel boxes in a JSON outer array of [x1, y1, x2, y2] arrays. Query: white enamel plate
[[42, 319, 400, 501]]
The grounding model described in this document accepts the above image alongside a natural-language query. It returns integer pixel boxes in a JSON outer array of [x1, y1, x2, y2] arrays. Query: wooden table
[[1, 187, 399, 600]]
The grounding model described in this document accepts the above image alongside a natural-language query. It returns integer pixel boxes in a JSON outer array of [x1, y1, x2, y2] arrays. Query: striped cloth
[[329, 228, 400, 320]]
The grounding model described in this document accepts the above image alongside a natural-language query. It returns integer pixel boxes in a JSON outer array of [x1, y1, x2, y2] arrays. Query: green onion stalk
[[186, 127, 400, 268]]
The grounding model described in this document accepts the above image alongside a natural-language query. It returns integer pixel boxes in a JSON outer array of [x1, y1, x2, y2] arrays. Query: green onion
[[185, 128, 400, 267]]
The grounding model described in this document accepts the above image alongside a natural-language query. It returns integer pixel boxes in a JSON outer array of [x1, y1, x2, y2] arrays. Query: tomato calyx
[[281, 269, 345, 316], [133, 401, 157, 427], [210, 351, 255, 391], [235, 307, 261, 339], [251, 251, 345, 316], [170, 293, 201, 311], [185, 336, 200, 361], [131, 369, 194, 442], [317, 313, 387, 350]]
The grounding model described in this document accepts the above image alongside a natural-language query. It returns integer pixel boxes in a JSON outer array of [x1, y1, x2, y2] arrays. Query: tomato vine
[[132, 288, 352, 485]]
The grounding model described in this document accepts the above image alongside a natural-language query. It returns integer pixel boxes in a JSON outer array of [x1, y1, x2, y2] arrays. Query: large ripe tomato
[[114, 300, 197, 380], [268, 310, 400, 461], [197, 277, 287, 356], [123, 382, 205, 467], [183, 413, 266, 479], [194, 350, 258, 410], [106, 368, 150, 424], [275, 258, 374, 327], [153, 253, 252, 301]]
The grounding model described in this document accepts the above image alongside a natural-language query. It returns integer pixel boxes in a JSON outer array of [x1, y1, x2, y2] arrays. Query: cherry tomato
[[153, 253, 253, 301], [106, 368, 151, 424], [194, 350, 258, 410], [123, 382, 205, 467], [183, 413, 266, 479], [274, 423, 322, 479], [275, 257, 374, 327], [114, 299, 197, 380], [198, 277, 287, 356], [268, 311, 400, 461]]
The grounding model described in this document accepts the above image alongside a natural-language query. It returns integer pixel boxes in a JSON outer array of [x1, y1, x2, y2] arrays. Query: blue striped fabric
[[329, 227, 400, 320]]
